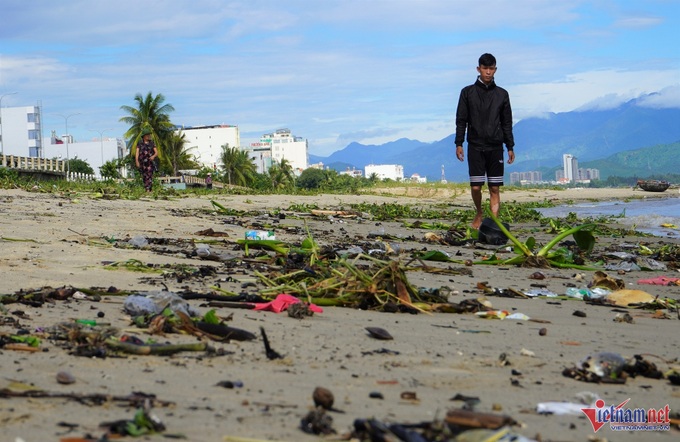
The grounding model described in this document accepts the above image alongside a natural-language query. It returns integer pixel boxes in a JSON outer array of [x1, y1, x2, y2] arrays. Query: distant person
[[205, 173, 213, 190], [135, 127, 158, 192], [455, 53, 515, 229]]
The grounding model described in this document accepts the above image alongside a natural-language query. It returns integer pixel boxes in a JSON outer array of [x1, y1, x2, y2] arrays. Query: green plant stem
[[536, 223, 596, 257], [488, 212, 533, 256]]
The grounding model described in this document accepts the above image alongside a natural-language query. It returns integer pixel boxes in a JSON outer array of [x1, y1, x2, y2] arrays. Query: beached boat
[[635, 179, 670, 192]]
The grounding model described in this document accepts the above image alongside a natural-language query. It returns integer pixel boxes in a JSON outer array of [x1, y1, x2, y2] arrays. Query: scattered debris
[[260, 327, 283, 360], [365, 326, 393, 340], [605, 289, 655, 307], [614, 312, 635, 323], [300, 408, 335, 435], [563, 352, 666, 384]]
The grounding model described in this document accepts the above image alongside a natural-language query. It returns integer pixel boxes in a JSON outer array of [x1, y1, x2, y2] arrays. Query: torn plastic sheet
[[252, 293, 323, 314]]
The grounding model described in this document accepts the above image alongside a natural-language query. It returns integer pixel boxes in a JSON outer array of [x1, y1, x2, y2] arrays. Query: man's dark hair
[[478, 53, 496, 67]]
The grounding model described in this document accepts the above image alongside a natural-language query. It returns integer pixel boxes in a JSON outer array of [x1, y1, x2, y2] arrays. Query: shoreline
[[1, 187, 679, 441], [365, 184, 680, 205]]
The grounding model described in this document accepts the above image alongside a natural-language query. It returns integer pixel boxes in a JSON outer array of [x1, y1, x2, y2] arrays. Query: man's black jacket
[[455, 78, 514, 151]]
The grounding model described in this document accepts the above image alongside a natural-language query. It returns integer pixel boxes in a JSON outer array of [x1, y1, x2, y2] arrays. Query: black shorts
[[468, 147, 504, 187]]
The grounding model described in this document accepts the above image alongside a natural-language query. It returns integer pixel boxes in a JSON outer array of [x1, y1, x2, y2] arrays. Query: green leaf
[[546, 247, 574, 264], [301, 236, 316, 249], [202, 309, 219, 325], [525, 236, 536, 251], [537, 223, 596, 257], [418, 250, 453, 262], [124, 421, 146, 436], [514, 236, 536, 255], [236, 239, 289, 255], [573, 229, 595, 254], [10, 335, 41, 347]]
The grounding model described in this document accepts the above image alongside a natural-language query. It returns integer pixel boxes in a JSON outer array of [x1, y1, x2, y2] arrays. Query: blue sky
[[1, 0, 679, 157]]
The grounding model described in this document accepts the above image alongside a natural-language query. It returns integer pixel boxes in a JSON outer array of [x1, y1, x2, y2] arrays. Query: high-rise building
[[510, 170, 543, 184], [248, 128, 308, 174], [267, 129, 308, 173], [582, 168, 600, 180], [563, 154, 578, 182], [178, 124, 240, 170], [0, 105, 43, 157]]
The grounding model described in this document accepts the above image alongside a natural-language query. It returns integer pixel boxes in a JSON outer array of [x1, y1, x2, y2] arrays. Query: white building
[[245, 128, 308, 174], [339, 167, 363, 178], [0, 104, 123, 176], [266, 129, 308, 173], [409, 173, 427, 183], [0, 105, 44, 157], [48, 132, 126, 177], [510, 170, 542, 184], [364, 164, 404, 181], [248, 143, 273, 174], [178, 124, 240, 170], [563, 154, 578, 182], [578, 167, 600, 181]]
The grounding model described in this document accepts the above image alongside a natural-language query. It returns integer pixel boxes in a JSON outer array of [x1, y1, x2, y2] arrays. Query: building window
[[28, 129, 40, 140], [27, 113, 37, 123]]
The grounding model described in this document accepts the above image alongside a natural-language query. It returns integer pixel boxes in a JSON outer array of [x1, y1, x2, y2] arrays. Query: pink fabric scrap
[[637, 276, 680, 286], [252, 293, 323, 313]]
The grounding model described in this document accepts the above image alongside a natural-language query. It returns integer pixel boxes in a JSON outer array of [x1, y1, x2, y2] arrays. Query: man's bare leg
[[471, 185, 483, 229], [489, 185, 501, 218]]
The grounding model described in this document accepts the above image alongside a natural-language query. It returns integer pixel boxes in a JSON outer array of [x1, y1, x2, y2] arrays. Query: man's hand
[[507, 150, 515, 164], [456, 145, 465, 162]]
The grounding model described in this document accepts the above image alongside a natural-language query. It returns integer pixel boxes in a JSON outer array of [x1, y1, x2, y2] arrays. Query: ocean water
[[536, 194, 680, 237]]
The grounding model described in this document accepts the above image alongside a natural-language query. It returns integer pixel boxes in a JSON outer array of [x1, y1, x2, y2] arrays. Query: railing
[[67, 172, 98, 181], [1, 154, 99, 181], [1, 154, 66, 172], [1, 155, 219, 187], [158, 175, 222, 188]]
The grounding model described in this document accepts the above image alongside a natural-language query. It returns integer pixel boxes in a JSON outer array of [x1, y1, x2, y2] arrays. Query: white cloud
[[614, 15, 663, 29], [2, 0, 679, 158], [636, 85, 680, 109], [511, 69, 680, 119]]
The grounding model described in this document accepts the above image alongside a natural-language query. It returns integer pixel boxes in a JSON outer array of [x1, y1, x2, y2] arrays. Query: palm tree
[[220, 144, 256, 186], [119, 92, 175, 160], [163, 131, 199, 176], [269, 158, 295, 190]]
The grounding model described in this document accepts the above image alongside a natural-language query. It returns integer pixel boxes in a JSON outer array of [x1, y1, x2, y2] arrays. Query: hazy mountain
[[309, 138, 429, 168], [581, 140, 680, 177], [310, 96, 680, 182]]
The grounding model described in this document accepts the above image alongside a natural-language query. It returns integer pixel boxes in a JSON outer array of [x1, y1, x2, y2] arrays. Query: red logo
[[581, 398, 670, 432]]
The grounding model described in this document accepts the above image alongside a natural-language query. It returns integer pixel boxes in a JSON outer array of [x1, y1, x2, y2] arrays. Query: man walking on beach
[[455, 53, 515, 229]]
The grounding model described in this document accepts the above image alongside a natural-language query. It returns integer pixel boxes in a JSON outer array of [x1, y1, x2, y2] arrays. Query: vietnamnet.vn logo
[[581, 398, 671, 432]]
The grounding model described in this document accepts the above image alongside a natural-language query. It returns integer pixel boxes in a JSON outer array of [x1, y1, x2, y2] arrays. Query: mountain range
[[309, 96, 680, 182]]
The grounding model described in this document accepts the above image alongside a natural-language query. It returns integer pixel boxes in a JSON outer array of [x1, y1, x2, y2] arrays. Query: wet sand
[[0, 186, 679, 441]]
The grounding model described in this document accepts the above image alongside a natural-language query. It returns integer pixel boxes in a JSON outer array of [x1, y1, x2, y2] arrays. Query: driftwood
[[2, 344, 41, 352], [445, 408, 517, 430], [0, 389, 174, 407], [105, 338, 212, 355], [310, 209, 360, 218]]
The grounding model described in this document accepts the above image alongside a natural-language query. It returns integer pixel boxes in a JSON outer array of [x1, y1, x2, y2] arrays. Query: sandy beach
[[1, 186, 679, 442]]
